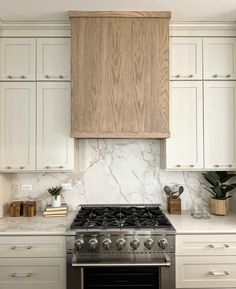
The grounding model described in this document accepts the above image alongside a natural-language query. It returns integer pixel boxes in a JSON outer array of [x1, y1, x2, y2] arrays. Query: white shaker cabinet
[[204, 81, 236, 170], [37, 38, 70, 81], [170, 37, 202, 80], [0, 82, 36, 171], [162, 81, 203, 170], [37, 82, 74, 171], [0, 38, 36, 81], [203, 37, 236, 80]]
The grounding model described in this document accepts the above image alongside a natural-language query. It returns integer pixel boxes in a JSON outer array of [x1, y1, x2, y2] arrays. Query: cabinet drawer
[[176, 256, 236, 288], [176, 234, 236, 256], [0, 236, 66, 257], [0, 257, 66, 289]]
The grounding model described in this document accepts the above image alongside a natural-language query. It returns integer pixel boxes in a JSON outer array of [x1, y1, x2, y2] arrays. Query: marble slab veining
[[0, 212, 76, 235], [8, 139, 211, 212]]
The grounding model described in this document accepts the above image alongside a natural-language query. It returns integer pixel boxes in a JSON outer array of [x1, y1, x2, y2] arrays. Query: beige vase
[[211, 198, 229, 216]]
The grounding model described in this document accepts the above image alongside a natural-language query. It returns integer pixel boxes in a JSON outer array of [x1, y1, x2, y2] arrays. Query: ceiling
[[0, 0, 236, 22]]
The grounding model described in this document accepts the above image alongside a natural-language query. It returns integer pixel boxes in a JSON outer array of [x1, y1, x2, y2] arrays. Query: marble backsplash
[[9, 139, 210, 211]]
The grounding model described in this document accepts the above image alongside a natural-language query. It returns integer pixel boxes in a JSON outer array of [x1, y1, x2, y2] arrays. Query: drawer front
[[176, 256, 236, 288], [176, 234, 236, 256], [0, 257, 66, 289], [0, 236, 66, 257]]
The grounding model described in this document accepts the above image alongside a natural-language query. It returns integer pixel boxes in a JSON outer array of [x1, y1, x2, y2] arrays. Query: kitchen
[[0, 0, 236, 289]]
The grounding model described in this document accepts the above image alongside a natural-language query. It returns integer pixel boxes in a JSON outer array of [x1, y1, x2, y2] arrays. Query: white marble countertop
[[166, 211, 236, 234], [0, 211, 76, 235]]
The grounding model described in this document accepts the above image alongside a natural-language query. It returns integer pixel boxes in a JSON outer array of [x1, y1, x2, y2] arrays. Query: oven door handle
[[71, 254, 171, 267]]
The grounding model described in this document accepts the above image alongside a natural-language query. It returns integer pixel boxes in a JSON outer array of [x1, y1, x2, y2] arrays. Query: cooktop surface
[[70, 205, 172, 230]]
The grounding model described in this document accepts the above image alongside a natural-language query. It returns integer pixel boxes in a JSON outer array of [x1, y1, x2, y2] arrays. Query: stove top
[[70, 204, 172, 230]]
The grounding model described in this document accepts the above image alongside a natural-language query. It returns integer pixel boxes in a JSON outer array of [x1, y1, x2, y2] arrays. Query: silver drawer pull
[[228, 164, 233, 167], [209, 271, 229, 276], [208, 244, 230, 248], [214, 164, 219, 167], [213, 74, 218, 78], [11, 245, 33, 250], [7, 75, 26, 79], [45, 165, 64, 169], [189, 74, 193, 78], [10, 272, 33, 278], [189, 164, 194, 167], [226, 74, 231, 78], [176, 164, 181, 167], [175, 74, 180, 78], [45, 75, 64, 79]]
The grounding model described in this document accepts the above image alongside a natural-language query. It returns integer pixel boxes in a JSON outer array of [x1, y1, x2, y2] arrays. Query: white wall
[[0, 174, 12, 217]]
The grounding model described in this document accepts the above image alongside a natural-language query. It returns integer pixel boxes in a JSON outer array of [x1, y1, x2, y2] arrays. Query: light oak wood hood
[[69, 11, 171, 139]]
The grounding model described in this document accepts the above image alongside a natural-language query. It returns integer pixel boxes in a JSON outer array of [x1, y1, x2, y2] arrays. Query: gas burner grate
[[70, 205, 171, 230]]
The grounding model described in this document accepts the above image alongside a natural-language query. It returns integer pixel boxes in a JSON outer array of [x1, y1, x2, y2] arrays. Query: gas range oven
[[66, 204, 176, 289]]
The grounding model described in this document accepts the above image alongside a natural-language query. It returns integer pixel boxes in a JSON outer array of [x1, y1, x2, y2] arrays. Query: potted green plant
[[48, 185, 63, 208], [202, 171, 236, 215]]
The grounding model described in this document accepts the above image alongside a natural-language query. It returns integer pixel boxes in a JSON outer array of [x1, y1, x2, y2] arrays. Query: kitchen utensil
[[178, 186, 184, 197], [164, 186, 172, 197]]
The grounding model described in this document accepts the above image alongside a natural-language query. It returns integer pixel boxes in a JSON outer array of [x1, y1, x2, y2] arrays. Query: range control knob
[[116, 238, 126, 250], [144, 238, 154, 250], [88, 238, 98, 250], [75, 239, 84, 250], [130, 239, 140, 250], [158, 238, 168, 250], [102, 239, 112, 250]]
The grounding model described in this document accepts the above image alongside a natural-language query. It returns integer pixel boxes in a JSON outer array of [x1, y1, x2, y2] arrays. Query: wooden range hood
[[69, 11, 171, 139]]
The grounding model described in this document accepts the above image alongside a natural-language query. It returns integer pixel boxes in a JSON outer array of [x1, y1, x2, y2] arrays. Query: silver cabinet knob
[[175, 74, 180, 78], [228, 164, 233, 168], [75, 239, 84, 250], [213, 74, 218, 78], [214, 164, 219, 167], [130, 239, 140, 250], [88, 238, 98, 250], [176, 164, 181, 167], [226, 74, 231, 78], [116, 238, 126, 250], [190, 164, 194, 167], [189, 74, 193, 78], [158, 238, 168, 250], [102, 239, 112, 250], [144, 238, 154, 250]]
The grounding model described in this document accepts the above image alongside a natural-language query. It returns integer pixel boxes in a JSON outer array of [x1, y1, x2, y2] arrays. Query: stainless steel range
[[66, 204, 176, 289]]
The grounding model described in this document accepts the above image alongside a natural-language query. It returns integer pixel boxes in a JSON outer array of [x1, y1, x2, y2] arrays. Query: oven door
[[67, 253, 175, 289]]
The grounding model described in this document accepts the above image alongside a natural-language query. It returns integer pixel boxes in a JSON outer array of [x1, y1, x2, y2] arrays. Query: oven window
[[84, 267, 159, 289]]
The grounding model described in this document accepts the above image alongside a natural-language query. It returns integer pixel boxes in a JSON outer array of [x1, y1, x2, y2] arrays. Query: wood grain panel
[[71, 14, 170, 138], [69, 11, 171, 18]]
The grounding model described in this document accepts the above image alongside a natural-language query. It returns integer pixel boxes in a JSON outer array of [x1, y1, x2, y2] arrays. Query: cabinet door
[[0, 38, 36, 81], [37, 38, 70, 81], [170, 37, 202, 80], [204, 81, 236, 169], [204, 38, 236, 80], [0, 83, 36, 171], [164, 81, 203, 170], [37, 82, 74, 171], [0, 258, 66, 289]]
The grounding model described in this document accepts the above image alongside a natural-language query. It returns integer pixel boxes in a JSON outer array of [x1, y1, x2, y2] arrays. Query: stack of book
[[43, 204, 68, 217]]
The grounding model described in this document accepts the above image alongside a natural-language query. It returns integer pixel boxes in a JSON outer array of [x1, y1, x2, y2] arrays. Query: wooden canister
[[10, 201, 23, 217], [167, 196, 181, 214], [23, 201, 37, 217]]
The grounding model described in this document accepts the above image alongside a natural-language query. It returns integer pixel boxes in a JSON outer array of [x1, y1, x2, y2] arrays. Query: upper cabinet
[[203, 38, 236, 80], [162, 81, 203, 170], [170, 37, 202, 80], [204, 81, 236, 169], [69, 11, 171, 138], [37, 82, 74, 171], [0, 38, 36, 81], [37, 38, 70, 81], [0, 82, 36, 171]]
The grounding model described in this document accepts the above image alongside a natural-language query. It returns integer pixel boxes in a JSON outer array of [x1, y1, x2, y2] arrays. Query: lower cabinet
[[176, 234, 236, 288], [0, 258, 66, 289], [0, 236, 66, 289]]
